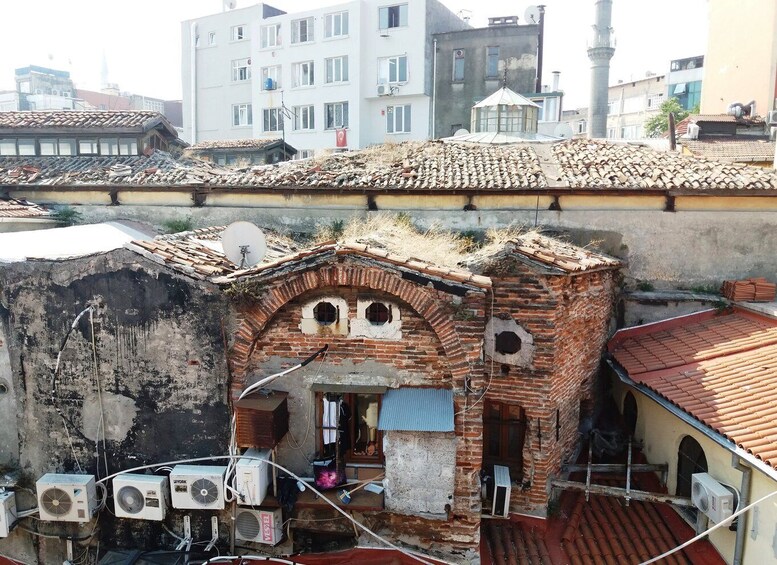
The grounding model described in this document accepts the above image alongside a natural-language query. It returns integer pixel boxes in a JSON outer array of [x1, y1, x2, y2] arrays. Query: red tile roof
[[683, 139, 775, 163], [609, 308, 777, 467], [187, 138, 285, 150], [0, 197, 51, 218], [0, 110, 165, 130]]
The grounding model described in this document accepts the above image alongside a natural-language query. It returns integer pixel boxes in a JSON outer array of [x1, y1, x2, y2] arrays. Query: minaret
[[587, 0, 615, 139]]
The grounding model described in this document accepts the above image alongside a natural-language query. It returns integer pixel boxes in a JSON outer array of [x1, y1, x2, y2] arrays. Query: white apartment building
[[181, 1, 468, 154]]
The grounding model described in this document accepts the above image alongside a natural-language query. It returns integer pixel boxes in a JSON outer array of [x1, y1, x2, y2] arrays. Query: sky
[[0, 0, 708, 109]]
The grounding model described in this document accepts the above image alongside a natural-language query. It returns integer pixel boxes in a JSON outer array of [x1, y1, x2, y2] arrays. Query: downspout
[[190, 22, 198, 144], [732, 455, 751, 565], [432, 38, 437, 139]]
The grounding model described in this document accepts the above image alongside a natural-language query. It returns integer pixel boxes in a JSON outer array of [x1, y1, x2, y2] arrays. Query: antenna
[[221, 222, 267, 268], [525, 5, 541, 24], [553, 123, 574, 139]]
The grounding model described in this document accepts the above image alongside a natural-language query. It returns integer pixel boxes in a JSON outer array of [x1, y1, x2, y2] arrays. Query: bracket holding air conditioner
[[205, 516, 219, 551]]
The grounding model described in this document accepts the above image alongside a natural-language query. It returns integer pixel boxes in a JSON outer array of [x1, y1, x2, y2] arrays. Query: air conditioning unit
[[170, 465, 227, 510], [377, 84, 390, 96], [492, 465, 511, 518], [692, 472, 734, 523], [687, 123, 700, 140], [236, 448, 272, 506], [767, 110, 777, 126], [235, 507, 283, 545], [36, 474, 97, 523], [0, 491, 17, 537], [113, 474, 169, 521]]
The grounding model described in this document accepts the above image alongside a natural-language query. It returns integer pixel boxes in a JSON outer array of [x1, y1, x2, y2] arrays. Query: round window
[[365, 302, 390, 325], [313, 302, 338, 325], [495, 331, 521, 355]]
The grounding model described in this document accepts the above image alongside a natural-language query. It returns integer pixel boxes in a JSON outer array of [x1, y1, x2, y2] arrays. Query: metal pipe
[[732, 454, 751, 565], [190, 22, 198, 144], [535, 5, 546, 93], [550, 479, 695, 507]]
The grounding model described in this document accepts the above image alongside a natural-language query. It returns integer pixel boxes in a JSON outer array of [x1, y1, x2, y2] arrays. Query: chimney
[[587, 0, 615, 139], [552, 71, 560, 92]]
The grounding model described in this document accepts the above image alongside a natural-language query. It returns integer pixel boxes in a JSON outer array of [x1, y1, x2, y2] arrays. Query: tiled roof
[[187, 138, 284, 150], [0, 110, 165, 130], [553, 139, 777, 190], [483, 520, 552, 565], [689, 114, 738, 123], [509, 233, 621, 273], [0, 197, 51, 218], [682, 139, 775, 163], [609, 308, 777, 468]]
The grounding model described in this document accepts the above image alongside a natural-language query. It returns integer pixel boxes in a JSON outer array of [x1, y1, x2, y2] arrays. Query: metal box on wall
[[235, 391, 289, 449]]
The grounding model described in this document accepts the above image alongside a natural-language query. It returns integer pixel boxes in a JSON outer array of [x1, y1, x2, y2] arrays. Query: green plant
[[394, 212, 414, 228], [636, 280, 655, 292], [162, 217, 194, 234], [224, 279, 265, 306], [451, 302, 476, 321], [644, 98, 691, 138], [52, 206, 82, 226], [690, 284, 720, 295]]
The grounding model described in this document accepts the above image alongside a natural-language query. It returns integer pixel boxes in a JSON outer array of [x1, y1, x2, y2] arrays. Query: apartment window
[[607, 127, 616, 138], [261, 66, 282, 90], [293, 105, 315, 131], [291, 17, 314, 44], [577, 120, 587, 134], [607, 101, 618, 115], [232, 58, 251, 81], [647, 94, 663, 109], [17, 139, 35, 156], [620, 125, 639, 139], [208, 32, 216, 45], [483, 400, 526, 477], [325, 11, 349, 38], [486, 46, 500, 78], [379, 4, 408, 29], [260, 23, 281, 48], [59, 139, 76, 155], [263, 108, 284, 132], [231, 25, 246, 41], [233, 103, 253, 127], [325, 102, 349, 129], [293, 61, 315, 87], [100, 138, 120, 155], [317, 392, 382, 463], [0, 139, 16, 156], [326, 56, 349, 83], [294, 149, 314, 160], [40, 138, 58, 156], [79, 139, 99, 155], [386, 104, 411, 133], [379, 55, 407, 84], [118, 138, 138, 155], [452, 49, 465, 81]]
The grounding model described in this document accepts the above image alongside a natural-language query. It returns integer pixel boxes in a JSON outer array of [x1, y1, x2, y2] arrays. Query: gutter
[[606, 356, 777, 484]]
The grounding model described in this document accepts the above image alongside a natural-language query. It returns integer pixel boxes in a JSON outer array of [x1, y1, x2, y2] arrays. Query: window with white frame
[[263, 108, 284, 132], [452, 49, 465, 81], [379, 4, 408, 29], [208, 32, 216, 45], [386, 104, 411, 133], [378, 55, 407, 84], [325, 102, 349, 129], [325, 56, 349, 83], [293, 61, 315, 87], [291, 17, 314, 43], [325, 11, 349, 38], [607, 101, 618, 115], [293, 105, 315, 130], [577, 120, 587, 134], [233, 103, 252, 126], [232, 58, 251, 81], [261, 66, 281, 90], [261, 23, 281, 48], [294, 149, 315, 160], [231, 25, 246, 41], [647, 93, 663, 109]]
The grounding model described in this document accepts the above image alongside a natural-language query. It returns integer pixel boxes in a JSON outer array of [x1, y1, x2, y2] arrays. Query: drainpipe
[[432, 38, 437, 139], [732, 454, 751, 565], [190, 22, 198, 144]]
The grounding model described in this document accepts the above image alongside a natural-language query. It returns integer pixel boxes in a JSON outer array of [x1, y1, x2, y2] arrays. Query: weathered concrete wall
[[0, 249, 231, 563], [620, 290, 723, 328]]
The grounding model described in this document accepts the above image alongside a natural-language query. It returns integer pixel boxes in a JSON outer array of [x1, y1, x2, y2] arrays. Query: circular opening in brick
[[313, 301, 338, 325], [365, 302, 390, 325], [0, 380, 7, 394], [495, 331, 521, 354]]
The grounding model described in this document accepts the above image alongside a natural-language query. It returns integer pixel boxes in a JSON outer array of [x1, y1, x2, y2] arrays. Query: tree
[[644, 98, 690, 138]]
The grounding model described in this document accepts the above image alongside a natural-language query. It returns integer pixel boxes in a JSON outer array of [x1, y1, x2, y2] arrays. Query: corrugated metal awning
[[378, 388, 454, 432]]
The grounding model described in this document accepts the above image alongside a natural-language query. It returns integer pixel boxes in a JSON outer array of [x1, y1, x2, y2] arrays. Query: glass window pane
[[59, 139, 75, 155], [18, 139, 36, 155], [0, 139, 16, 156], [342, 12, 348, 35], [399, 56, 407, 81], [40, 139, 57, 155], [79, 139, 98, 154], [399, 4, 408, 26], [403, 105, 411, 132]]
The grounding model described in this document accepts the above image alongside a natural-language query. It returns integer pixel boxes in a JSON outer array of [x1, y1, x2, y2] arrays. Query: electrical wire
[[89, 307, 109, 481], [638, 488, 777, 565], [455, 288, 496, 416]]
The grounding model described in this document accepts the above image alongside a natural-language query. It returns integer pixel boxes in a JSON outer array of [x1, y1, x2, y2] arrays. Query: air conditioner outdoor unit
[[492, 465, 511, 518], [691, 472, 734, 523], [113, 474, 169, 521], [767, 110, 777, 126], [170, 465, 227, 510], [236, 448, 272, 506], [687, 123, 700, 140], [377, 84, 390, 96], [0, 491, 17, 537], [235, 507, 283, 545], [36, 473, 97, 523]]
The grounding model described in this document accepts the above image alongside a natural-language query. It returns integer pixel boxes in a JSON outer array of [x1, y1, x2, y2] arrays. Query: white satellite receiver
[[525, 5, 541, 25], [453, 128, 470, 137], [221, 221, 267, 269], [553, 123, 574, 139]]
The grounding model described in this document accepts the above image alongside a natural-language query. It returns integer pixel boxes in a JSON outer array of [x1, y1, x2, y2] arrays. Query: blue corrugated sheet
[[377, 388, 454, 432]]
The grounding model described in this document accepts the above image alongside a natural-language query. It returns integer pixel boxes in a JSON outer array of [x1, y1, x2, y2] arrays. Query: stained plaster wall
[[0, 249, 232, 563]]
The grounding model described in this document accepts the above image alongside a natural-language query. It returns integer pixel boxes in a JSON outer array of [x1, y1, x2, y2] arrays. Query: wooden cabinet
[[234, 391, 289, 449]]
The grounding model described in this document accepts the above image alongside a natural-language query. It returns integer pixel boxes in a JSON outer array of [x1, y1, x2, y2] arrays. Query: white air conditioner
[[113, 474, 169, 521], [0, 491, 17, 537], [492, 465, 511, 518], [236, 448, 272, 506], [170, 465, 227, 510], [687, 123, 700, 140], [377, 84, 390, 96], [692, 472, 734, 523], [235, 507, 283, 545], [36, 473, 97, 523], [768, 110, 777, 126]]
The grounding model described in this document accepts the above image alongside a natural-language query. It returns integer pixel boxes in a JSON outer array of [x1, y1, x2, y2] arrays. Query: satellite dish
[[454, 128, 470, 137], [525, 5, 541, 24], [224, 0, 237, 10], [553, 123, 575, 139], [222, 221, 267, 268]]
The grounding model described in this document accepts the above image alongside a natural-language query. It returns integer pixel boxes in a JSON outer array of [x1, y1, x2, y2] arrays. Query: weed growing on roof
[[163, 217, 194, 234], [52, 206, 82, 226], [689, 284, 720, 295], [636, 280, 655, 292], [224, 279, 266, 306]]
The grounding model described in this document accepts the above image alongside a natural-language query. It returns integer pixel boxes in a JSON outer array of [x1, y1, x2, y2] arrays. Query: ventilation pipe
[[587, 0, 615, 139], [732, 454, 751, 565], [552, 71, 560, 92]]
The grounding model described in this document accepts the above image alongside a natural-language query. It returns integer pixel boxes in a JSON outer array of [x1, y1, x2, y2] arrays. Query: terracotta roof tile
[[187, 138, 285, 150], [683, 140, 775, 163], [509, 234, 620, 273], [0, 197, 51, 218], [0, 110, 165, 130]]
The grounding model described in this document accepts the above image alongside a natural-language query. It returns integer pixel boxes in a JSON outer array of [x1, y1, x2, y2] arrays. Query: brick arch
[[229, 262, 474, 388]]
